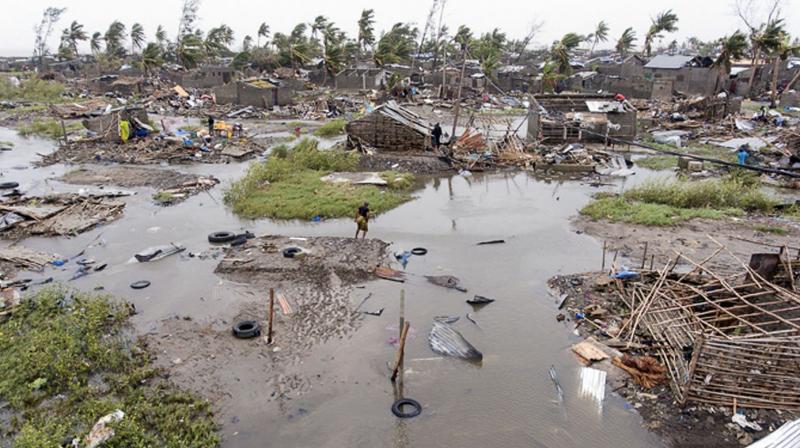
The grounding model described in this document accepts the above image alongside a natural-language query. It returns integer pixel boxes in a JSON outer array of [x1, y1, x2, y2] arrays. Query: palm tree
[[374, 23, 418, 66], [155, 25, 168, 49], [90, 32, 103, 55], [205, 25, 235, 59], [712, 30, 749, 93], [550, 33, 584, 76], [616, 28, 637, 57], [104, 21, 127, 58], [141, 42, 163, 74], [588, 21, 609, 56], [273, 24, 313, 68], [130, 23, 145, 54], [65, 21, 88, 57], [243, 35, 253, 52], [177, 33, 204, 68], [310, 15, 328, 40], [644, 10, 679, 57], [257, 23, 270, 48], [454, 25, 473, 50], [766, 30, 799, 102], [357, 9, 375, 54]]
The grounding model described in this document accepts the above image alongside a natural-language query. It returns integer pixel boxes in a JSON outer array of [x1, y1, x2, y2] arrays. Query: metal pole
[[450, 45, 468, 141]]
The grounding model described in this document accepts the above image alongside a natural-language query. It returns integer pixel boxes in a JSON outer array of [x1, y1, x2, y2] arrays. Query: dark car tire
[[391, 398, 422, 418], [232, 320, 261, 339], [208, 231, 236, 243]]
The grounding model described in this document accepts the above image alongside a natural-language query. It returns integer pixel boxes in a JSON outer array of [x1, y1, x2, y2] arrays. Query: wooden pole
[[641, 242, 649, 270], [601, 241, 607, 271], [60, 119, 67, 146], [450, 44, 468, 143], [268, 288, 275, 344], [391, 321, 410, 382]]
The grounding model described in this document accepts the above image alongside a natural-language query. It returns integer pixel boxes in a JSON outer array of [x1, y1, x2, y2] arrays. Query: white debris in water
[[579, 367, 606, 412]]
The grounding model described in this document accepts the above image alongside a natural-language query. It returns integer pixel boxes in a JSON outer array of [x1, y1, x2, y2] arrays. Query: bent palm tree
[[130, 23, 145, 54], [712, 30, 749, 93], [357, 9, 375, 54], [589, 21, 609, 56], [644, 10, 679, 57], [257, 23, 270, 48], [616, 28, 637, 57]]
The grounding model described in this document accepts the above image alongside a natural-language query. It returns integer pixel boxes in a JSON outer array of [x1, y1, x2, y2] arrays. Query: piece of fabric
[[118, 120, 130, 143], [356, 215, 368, 232]]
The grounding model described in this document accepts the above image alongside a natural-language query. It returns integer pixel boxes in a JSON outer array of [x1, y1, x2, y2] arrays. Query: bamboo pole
[[268, 288, 275, 344], [391, 321, 410, 382]]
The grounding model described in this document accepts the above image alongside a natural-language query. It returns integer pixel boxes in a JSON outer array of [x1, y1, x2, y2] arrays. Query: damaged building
[[527, 94, 637, 144], [643, 55, 721, 98], [345, 101, 433, 151], [164, 65, 236, 89], [213, 78, 293, 109]]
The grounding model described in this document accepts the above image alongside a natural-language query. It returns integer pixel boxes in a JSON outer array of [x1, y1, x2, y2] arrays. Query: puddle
[[0, 127, 666, 448]]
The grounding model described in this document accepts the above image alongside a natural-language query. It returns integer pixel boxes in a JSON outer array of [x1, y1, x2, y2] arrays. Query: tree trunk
[[746, 47, 760, 98], [785, 69, 800, 92], [770, 55, 781, 104]]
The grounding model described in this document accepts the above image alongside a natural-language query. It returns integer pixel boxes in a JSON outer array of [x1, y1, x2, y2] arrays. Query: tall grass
[[225, 138, 414, 219], [0, 77, 64, 102], [313, 119, 347, 137]]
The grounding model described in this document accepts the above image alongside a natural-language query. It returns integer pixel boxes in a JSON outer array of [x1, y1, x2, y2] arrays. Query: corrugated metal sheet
[[579, 367, 606, 409], [748, 419, 800, 448], [375, 101, 433, 136], [644, 55, 694, 70]]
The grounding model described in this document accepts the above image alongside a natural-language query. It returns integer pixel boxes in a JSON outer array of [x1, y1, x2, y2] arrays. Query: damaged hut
[[619, 249, 800, 410], [527, 94, 637, 144], [82, 107, 152, 143], [346, 101, 433, 151]]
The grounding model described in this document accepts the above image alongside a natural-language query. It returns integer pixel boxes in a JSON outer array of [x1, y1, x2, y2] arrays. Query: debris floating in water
[[428, 321, 482, 362]]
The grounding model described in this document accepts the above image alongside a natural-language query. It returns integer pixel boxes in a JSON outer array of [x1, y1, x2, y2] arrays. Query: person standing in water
[[355, 202, 370, 239]]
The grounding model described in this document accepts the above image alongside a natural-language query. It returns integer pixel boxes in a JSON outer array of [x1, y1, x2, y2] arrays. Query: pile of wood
[[614, 238, 800, 410], [0, 194, 125, 238]]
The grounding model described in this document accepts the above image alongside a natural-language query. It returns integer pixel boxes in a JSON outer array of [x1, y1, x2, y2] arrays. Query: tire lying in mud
[[208, 231, 236, 243], [410, 247, 428, 256], [391, 398, 422, 418], [283, 247, 302, 258], [130, 280, 151, 289], [0, 182, 19, 189], [232, 320, 261, 339]]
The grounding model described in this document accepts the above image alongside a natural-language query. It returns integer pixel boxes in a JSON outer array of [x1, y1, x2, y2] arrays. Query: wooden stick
[[268, 288, 275, 344], [641, 242, 648, 270], [390, 321, 410, 382], [602, 241, 607, 271]]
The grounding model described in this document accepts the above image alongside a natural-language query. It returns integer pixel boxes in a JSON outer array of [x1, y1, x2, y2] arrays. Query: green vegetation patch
[[313, 119, 347, 137], [225, 138, 414, 219], [0, 287, 219, 447], [0, 77, 65, 102], [18, 119, 82, 140], [752, 224, 789, 235], [580, 174, 782, 226], [636, 155, 679, 170]]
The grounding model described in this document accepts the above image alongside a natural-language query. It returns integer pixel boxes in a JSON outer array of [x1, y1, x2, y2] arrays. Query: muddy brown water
[[0, 126, 667, 447]]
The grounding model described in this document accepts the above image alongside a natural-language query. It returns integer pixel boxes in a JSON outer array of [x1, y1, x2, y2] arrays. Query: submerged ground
[[2, 124, 796, 447]]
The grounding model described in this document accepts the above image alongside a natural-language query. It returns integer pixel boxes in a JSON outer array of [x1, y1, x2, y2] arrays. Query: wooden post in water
[[641, 242, 649, 270], [601, 241, 607, 271], [391, 321, 410, 382], [268, 288, 275, 344]]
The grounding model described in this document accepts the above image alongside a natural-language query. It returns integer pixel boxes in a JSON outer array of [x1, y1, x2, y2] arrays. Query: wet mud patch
[[215, 235, 390, 286], [56, 166, 219, 205], [358, 152, 452, 175]]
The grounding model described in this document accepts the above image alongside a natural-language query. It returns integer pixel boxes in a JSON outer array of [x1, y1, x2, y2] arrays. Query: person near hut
[[431, 123, 443, 149], [355, 202, 370, 239], [737, 144, 750, 166], [207, 115, 215, 137]]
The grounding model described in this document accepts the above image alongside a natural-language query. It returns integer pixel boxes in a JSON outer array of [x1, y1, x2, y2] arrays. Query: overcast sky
[[1, 0, 797, 57]]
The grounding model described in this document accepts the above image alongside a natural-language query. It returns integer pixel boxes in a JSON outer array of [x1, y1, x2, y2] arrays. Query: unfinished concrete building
[[345, 101, 433, 151], [527, 94, 637, 144], [213, 78, 292, 109], [165, 66, 235, 89], [643, 55, 721, 97]]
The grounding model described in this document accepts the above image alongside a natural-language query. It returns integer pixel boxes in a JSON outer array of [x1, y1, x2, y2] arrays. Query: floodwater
[[0, 126, 665, 448]]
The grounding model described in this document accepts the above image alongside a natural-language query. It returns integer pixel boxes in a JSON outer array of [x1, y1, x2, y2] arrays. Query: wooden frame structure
[[618, 244, 800, 410]]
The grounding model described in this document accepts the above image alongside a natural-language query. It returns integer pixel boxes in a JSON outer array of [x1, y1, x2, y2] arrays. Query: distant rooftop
[[644, 55, 695, 69]]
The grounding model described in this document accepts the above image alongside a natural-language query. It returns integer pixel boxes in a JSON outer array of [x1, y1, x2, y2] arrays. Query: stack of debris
[[614, 244, 800, 410], [346, 101, 432, 152], [0, 194, 125, 238]]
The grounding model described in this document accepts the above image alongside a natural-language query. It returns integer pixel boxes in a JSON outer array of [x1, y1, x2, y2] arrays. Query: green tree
[[130, 23, 145, 54], [712, 30, 749, 93], [104, 21, 127, 58], [204, 24, 234, 58], [243, 35, 253, 52], [616, 27, 637, 57], [33, 7, 66, 66], [644, 9, 679, 57], [357, 9, 375, 54], [176, 33, 204, 68], [257, 23, 270, 48], [374, 23, 418, 66], [90, 31, 103, 55], [550, 32, 584, 76], [273, 24, 313, 68], [155, 25, 168, 50], [454, 25, 472, 49], [141, 42, 163, 74], [588, 21, 609, 56], [765, 27, 799, 102]]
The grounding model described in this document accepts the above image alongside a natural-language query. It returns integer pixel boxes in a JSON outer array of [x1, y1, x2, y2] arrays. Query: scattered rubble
[[0, 194, 124, 238]]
